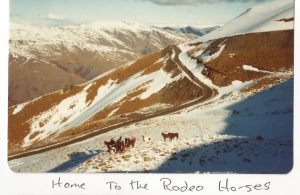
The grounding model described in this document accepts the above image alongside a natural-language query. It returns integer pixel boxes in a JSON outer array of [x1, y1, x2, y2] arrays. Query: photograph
[[8, 0, 294, 174]]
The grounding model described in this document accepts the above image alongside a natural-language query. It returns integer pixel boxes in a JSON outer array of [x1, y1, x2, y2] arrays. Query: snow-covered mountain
[[198, 0, 293, 42], [162, 25, 220, 37], [8, 0, 294, 173], [9, 21, 196, 105]]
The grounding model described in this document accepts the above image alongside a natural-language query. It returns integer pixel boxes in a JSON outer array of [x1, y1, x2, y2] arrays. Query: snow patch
[[12, 102, 28, 115], [25, 90, 90, 146], [137, 103, 171, 114], [139, 69, 182, 99], [243, 65, 271, 73], [202, 42, 226, 63]]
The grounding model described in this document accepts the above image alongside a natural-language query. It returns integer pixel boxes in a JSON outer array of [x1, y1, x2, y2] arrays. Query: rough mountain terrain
[[8, 0, 294, 173]]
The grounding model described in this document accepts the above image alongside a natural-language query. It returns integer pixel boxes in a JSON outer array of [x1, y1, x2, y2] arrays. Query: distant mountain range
[[162, 25, 220, 37], [9, 22, 196, 105]]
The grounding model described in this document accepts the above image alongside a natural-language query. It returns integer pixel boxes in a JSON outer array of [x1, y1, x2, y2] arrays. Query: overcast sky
[[10, 0, 273, 26]]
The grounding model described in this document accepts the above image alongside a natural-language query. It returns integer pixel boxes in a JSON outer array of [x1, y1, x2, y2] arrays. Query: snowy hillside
[[10, 21, 194, 59], [199, 0, 294, 41], [9, 45, 209, 154], [9, 75, 293, 173]]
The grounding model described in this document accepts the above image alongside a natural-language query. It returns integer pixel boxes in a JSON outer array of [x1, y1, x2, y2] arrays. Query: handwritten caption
[[51, 177, 270, 193]]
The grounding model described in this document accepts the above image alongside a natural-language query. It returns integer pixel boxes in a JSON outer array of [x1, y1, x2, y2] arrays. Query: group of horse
[[103, 132, 179, 154], [104, 136, 136, 153]]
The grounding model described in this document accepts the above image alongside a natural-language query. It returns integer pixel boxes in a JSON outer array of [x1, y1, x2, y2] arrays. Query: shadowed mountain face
[[9, 22, 196, 105], [155, 137, 292, 173], [155, 80, 293, 173]]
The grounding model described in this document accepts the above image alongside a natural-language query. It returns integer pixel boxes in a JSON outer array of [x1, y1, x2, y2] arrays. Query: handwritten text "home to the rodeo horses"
[[52, 177, 271, 193]]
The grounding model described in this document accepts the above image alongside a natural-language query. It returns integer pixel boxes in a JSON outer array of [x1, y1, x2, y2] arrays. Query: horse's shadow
[[48, 150, 101, 172]]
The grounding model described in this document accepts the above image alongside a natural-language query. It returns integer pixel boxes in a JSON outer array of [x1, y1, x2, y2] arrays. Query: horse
[[125, 137, 136, 148], [142, 136, 152, 144], [161, 132, 179, 141], [161, 132, 169, 141], [104, 138, 116, 153], [114, 139, 125, 153]]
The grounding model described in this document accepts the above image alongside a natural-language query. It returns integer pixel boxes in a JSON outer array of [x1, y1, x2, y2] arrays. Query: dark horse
[[104, 138, 116, 152], [125, 137, 136, 148], [161, 132, 179, 141], [104, 136, 125, 153], [114, 138, 125, 153]]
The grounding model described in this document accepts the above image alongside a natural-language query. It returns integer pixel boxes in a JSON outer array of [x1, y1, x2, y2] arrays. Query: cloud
[[34, 13, 77, 25], [46, 13, 65, 21], [141, 0, 271, 5]]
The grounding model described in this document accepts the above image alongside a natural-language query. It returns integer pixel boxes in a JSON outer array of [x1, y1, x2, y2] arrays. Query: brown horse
[[161, 132, 179, 141], [114, 139, 125, 153], [125, 137, 136, 148], [104, 138, 116, 152]]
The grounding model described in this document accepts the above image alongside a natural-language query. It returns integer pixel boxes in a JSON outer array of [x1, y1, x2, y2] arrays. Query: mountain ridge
[[9, 21, 196, 105], [162, 25, 220, 37]]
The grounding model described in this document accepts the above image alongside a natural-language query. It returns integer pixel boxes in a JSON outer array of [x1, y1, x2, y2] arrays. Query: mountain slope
[[9, 22, 196, 105], [198, 0, 293, 42], [8, 28, 293, 157], [8, 68, 293, 173], [8, 45, 215, 155], [181, 30, 293, 88]]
